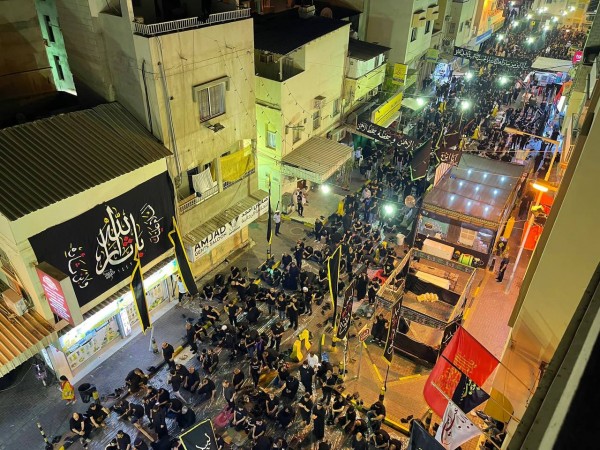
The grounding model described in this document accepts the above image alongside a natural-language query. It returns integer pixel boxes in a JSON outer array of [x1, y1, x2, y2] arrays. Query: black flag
[[179, 419, 218, 450], [451, 372, 490, 413], [383, 297, 403, 365], [436, 122, 462, 166], [267, 197, 273, 245], [168, 218, 198, 296], [336, 284, 354, 340], [327, 245, 342, 327], [130, 251, 151, 334], [410, 139, 432, 181], [407, 420, 445, 450]]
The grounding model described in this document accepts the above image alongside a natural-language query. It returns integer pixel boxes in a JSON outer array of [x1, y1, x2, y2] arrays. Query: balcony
[[133, 8, 251, 36], [224, 168, 256, 189], [178, 185, 219, 214]]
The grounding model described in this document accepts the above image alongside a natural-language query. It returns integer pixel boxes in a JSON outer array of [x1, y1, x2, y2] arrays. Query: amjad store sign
[[29, 172, 175, 307], [189, 196, 269, 261], [35, 262, 83, 326]]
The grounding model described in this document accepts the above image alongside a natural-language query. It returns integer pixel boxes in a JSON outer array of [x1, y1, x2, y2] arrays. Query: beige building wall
[[255, 24, 349, 203], [0, 0, 55, 101], [448, 0, 478, 47], [365, 0, 437, 66], [0, 159, 169, 322]]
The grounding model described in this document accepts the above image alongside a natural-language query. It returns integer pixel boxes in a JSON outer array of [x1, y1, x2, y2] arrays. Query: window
[[425, 20, 431, 34], [459, 22, 464, 33], [293, 123, 302, 143], [449, 22, 456, 34], [259, 53, 274, 63], [193, 77, 229, 122], [333, 98, 340, 116], [313, 111, 321, 130], [44, 15, 55, 43], [411, 27, 417, 42], [53, 55, 64, 80], [266, 130, 277, 149]]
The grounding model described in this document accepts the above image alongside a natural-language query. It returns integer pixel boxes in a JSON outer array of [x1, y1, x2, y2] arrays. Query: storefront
[[184, 192, 269, 276], [51, 259, 178, 375]]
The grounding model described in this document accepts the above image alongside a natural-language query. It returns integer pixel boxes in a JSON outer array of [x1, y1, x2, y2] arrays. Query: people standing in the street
[[59, 375, 76, 405], [312, 401, 327, 443], [297, 191, 304, 217], [161, 342, 176, 371], [497, 254, 510, 282], [274, 210, 282, 236], [177, 276, 188, 303]]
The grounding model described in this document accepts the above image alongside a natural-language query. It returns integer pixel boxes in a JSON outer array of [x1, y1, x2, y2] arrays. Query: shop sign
[[356, 119, 415, 152], [35, 263, 82, 326], [372, 91, 403, 126], [426, 48, 440, 63], [392, 63, 408, 85], [29, 172, 175, 307], [475, 30, 492, 45], [572, 50, 583, 65], [190, 196, 269, 261]]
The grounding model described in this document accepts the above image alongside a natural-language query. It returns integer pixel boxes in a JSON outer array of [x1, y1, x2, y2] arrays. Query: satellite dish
[[405, 195, 416, 208]]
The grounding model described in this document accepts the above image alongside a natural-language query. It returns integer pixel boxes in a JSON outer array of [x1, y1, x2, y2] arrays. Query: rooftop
[[253, 8, 350, 54], [348, 38, 390, 61], [423, 154, 527, 226], [0, 103, 171, 221]]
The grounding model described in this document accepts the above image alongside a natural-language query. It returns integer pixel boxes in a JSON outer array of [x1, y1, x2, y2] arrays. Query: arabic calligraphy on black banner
[[453, 46, 531, 71], [29, 172, 175, 307], [356, 120, 415, 152]]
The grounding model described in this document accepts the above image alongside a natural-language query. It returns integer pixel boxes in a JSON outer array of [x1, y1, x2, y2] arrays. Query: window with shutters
[[266, 130, 277, 148], [192, 77, 229, 122], [333, 98, 340, 116], [313, 111, 321, 130]]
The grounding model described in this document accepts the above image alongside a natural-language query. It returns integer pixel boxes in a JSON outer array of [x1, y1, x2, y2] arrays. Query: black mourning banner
[[410, 139, 432, 181], [439, 317, 462, 358], [168, 218, 198, 296], [436, 122, 462, 166], [451, 371, 490, 413], [356, 119, 415, 152], [266, 196, 273, 245], [383, 297, 404, 365], [407, 421, 445, 450], [130, 258, 151, 333], [29, 172, 175, 307], [336, 286, 354, 340], [328, 245, 342, 328], [453, 46, 531, 71], [180, 419, 218, 450]]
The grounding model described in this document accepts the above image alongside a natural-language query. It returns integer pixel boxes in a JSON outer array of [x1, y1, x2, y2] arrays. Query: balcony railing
[[133, 8, 251, 36], [223, 168, 255, 190], [178, 185, 220, 214]]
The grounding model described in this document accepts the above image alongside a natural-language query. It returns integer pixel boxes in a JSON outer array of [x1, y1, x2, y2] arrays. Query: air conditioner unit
[[314, 95, 326, 109], [133, 16, 145, 24], [444, 15, 451, 22], [331, 129, 347, 142], [3, 289, 27, 316]]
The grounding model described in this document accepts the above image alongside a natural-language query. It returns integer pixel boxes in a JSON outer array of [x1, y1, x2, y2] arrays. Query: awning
[[281, 136, 352, 184], [402, 98, 425, 111], [531, 57, 572, 73], [0, 309, 57, 377], [184, 191, 269, 262]]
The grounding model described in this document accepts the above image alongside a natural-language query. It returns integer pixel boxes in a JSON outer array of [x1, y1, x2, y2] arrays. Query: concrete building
[[34, 0, 76, 93], [0, 103, 176, 379], [52, 0, 265, 276], [0, 0, 55, 102], [531, 0, 591, 30], [472, 0, 506, 44], [254, 9, 352, 207], [362, 0, 440, 90]]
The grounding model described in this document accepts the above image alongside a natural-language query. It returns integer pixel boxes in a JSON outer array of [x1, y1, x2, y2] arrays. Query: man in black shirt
[[298, 360, 314, 394], [367, 395, 386, 431], [232, 368, 245, 390], [270, 321, 284, 352], [116, 430, 131, 450], [161, 342, 175, 371], [167, 398, 183, 420], [281, 375, 299, 400], [105, 438, 119, 450], [70, 412, 92, 443], [133, 437, 149, 450], [253, 435, 272, 450], [196, 377, 216, 404], [184, 366, 200, 392], [87, 403, 108, 428]]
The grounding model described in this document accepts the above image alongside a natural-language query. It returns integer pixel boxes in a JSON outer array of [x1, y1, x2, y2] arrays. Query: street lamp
[[526, 36, 535, 44], [499, 75, 509, 85], [465, 71, 474, 80], [384, 204, 395, 215], [460, 100, 471, 111], [417, 97, 426, 107], [321, 184, 331, 194], [497, 34, 505, 41]]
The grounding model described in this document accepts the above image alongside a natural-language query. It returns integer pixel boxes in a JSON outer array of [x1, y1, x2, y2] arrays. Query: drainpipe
[[156, 38, 182, 185]]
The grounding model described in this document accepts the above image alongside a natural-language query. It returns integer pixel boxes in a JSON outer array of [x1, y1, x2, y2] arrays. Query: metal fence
[[133, 8, 251, 36]]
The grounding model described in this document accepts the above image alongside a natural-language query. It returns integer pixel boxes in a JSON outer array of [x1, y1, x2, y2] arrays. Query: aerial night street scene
[[0, 0, 598, 449]]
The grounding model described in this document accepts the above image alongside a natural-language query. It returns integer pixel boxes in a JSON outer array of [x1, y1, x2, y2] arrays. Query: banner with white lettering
[[29, 172, 175, 307], [190, 196, 269, 261], [453, 46, 531, 71], [356, 119, 415, 152]]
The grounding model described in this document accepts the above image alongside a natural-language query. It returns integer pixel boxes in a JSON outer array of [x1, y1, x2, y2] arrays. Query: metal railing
[[134, 8, 251, 36], [178, 185, 219, 214], [223, 168, 255, 189]]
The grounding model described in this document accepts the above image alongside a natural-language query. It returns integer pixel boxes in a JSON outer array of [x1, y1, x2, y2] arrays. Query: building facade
[[53, 0, 264, 277], [254, 10, 352, 206]]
